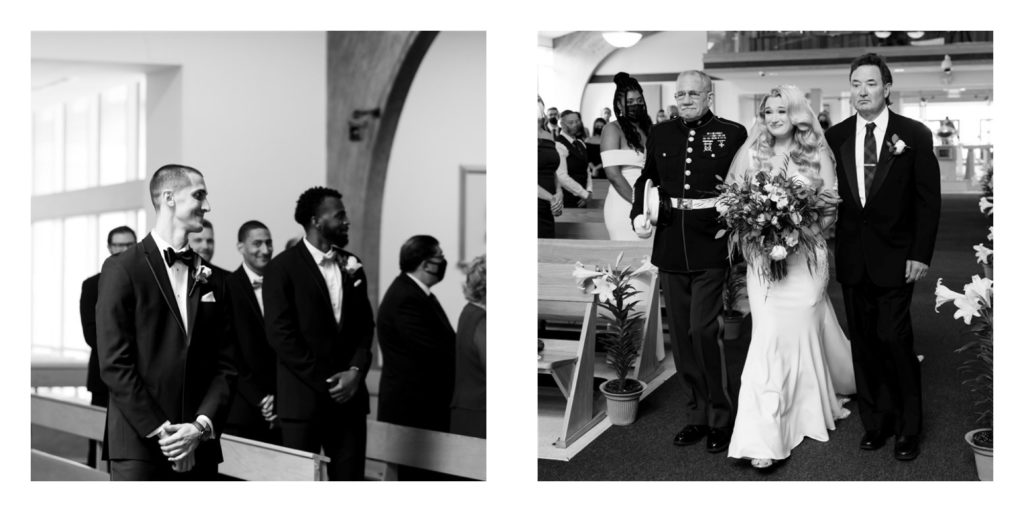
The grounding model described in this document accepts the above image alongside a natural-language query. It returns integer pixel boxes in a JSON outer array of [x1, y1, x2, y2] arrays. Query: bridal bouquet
[[715, 170, 838, 282]]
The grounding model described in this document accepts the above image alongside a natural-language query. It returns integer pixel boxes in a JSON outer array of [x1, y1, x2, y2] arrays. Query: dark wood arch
[[326, 31, 438, 306]]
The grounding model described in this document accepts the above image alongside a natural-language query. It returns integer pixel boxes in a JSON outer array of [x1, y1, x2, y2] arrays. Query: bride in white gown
[[600, 72, 650, 241], [724, 85, 856, 469]]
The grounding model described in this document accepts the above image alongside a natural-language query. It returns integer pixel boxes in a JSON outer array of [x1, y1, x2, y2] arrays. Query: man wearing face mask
[[263, 187, 375, 480], [376, 235, 457, 480], [546, 107, 561, 137]]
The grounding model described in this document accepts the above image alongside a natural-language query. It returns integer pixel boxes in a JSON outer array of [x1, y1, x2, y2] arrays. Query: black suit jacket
[[376, 274, 456, 431], [630, 113, 747, 271], [79, 273, 106, 400], [96, 234, 237, 465], [262, 243, 373, 420], [826, 110, 941, 287], [224, 265, 278, 433]]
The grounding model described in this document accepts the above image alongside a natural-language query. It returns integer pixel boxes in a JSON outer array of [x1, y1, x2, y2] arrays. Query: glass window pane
[[33, 106, 64, 195], [138, 78, 148, 180], [32, 219, 64, 353], [99, 85, 129, 186], [64, 97, 99, 191], [63, 215, 97, 357]]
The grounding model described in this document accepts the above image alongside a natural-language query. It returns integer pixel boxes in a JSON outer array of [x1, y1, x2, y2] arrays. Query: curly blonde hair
[[461, 254, 486, 305], [750, 85, 831, 185]]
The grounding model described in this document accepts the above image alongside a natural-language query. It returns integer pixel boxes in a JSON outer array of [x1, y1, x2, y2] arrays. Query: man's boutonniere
[[343, 255, 363, 287], [886, 134, 909, 156], [190, 264, 212, 296]]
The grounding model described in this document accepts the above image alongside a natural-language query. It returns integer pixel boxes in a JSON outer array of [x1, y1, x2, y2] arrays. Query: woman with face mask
[[538, 95, 563, 238], [724, 85, 854, 471], [600, 72, 652, 240]]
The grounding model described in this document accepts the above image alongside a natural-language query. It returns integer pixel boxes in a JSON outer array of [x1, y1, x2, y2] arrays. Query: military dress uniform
[[630, 110, 747, 437]]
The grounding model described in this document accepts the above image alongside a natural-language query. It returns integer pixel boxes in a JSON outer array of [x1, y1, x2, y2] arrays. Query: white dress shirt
[[304, 237, 343, 323], [241, 262, 264, 315], [147, 231, 213, 438], [854, 108, 889, 205], [150, 231, 192, 333], [554, 132, 593, 198]]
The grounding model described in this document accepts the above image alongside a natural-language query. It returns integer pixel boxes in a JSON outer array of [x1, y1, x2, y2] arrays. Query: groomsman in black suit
[[223, 220, 279, 444], [79, 225, 136, 467], [630, 70, 747, 454], [189, 219, 230, 279], [377, 235, 456, 480], [826, 53, 941, 461], [555, 110, 593, 207], [263, 187, 374, 480], [96, 164, 237, 480]]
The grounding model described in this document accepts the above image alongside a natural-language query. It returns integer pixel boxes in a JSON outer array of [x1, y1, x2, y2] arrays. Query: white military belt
[[668, 196, 719, 210]]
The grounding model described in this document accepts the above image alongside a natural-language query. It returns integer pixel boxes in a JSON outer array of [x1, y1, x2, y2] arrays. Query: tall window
[[31, 76, 147, 360]]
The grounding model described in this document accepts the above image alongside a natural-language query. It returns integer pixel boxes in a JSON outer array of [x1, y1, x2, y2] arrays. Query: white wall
[[32, 32, 327, 270], [594, 32, 708, 75], [379, 32, 486, 325]]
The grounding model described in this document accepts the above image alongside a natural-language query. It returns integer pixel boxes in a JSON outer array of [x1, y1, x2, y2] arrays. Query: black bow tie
[[164, 247, 197, 268]]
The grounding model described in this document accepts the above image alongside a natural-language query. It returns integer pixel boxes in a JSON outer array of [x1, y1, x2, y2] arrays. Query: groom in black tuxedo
[[96, 164, 237, 480], [262, 187, 374, 480], [826, 53, 941, 461]]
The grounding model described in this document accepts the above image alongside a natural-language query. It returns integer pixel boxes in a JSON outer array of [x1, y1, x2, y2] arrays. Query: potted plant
[[722, 262, 748, 341], [976, 165, 993, 279], [935, 275, 993, 481], [573, 253, 656, 425]]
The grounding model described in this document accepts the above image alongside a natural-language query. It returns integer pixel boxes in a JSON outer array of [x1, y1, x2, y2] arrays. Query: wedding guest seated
[[223, 220, 280, 445], [451, 255, 486, 440], [377, 235, 456, 480]]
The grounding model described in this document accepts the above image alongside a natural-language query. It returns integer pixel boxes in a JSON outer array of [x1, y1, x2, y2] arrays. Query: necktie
[[864, 122, 877, 195], [251, 276, 263, 290], [164, 247, 196, 268]]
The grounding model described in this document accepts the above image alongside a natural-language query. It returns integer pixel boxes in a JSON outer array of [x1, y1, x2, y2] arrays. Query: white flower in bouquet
[[756, 213, 767, 225], [769, 245, 788, 261], [973, 244, 993, 264], [789, 211, 802, 225], [775, 195, 790, 208], [770, 215, 781, 228], [784, 230, 800, 248], [716, 200, 730, 214]]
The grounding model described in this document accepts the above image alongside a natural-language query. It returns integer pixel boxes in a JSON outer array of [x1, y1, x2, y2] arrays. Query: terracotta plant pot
[[965, 428, 993, 481], [600, 379, 647, 426], [722, 312, 744, 341]]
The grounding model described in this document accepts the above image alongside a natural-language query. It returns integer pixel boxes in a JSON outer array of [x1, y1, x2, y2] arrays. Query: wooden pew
[[538, 239, 662, 384], [31, 449, 108, 481], [30, 392, 484, 481], [537, 261, 602, 449]]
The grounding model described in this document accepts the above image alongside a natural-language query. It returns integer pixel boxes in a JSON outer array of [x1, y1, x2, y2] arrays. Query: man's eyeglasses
[[674, 90, 709, 100]]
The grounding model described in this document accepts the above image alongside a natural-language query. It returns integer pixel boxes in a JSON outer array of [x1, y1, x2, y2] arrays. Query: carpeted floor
[[538, 194, 990, 481]]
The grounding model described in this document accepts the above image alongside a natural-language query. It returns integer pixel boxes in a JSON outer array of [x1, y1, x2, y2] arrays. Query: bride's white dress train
[[727, 244, 856, 461]]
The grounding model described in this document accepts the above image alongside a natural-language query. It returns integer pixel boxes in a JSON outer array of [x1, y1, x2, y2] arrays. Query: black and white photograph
[[27, 30, 486, 481], [536, 30, 994, 481]]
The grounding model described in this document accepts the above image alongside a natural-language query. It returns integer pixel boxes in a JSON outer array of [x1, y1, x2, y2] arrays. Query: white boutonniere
[[343, 255, 362, 275], [886, 134, 909, 156], [190, 264, 212, 296]]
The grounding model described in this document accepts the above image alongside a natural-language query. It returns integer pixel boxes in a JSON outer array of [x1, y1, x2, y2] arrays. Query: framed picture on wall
[[459, 165, 486, 263]]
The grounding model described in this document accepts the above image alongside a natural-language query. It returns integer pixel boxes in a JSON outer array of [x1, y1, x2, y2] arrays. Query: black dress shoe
[[706, 428, 731, 453], [672, 425, 709, 446], [894, 435, 920, 461], [859, 430, 891, 450]]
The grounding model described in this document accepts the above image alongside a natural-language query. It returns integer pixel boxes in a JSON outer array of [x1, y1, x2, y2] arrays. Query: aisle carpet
[[538, 194, 990, 481]]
